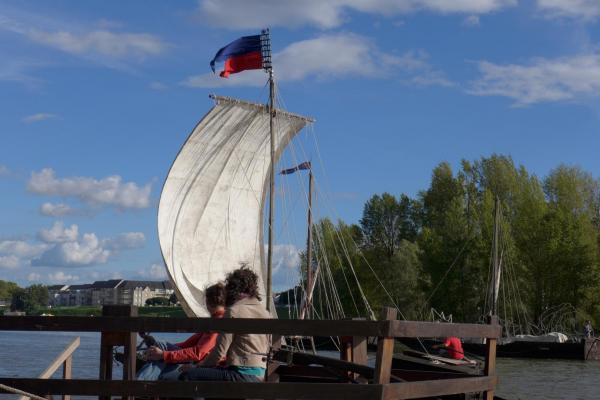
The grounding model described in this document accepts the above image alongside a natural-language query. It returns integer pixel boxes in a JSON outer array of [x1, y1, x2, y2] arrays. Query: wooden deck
[[0, 306, 501, 399]]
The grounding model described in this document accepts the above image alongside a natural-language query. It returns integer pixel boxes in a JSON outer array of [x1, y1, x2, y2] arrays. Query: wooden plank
[[352, 336, 368, 366], [38, 337, 80, 380], [0, 316, 388, 337], [374, 307, 397, 384], [0, 378, 384, 400], [382, 376, 497, 399], [61, 355, 71, 400], [484, 315, 498, 400], [0, 316, 501, 339], [274, 350, 375, 379], [389, 320, 501, 339]]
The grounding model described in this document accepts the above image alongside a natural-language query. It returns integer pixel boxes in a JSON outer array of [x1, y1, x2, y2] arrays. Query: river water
[[1, 331, 599, 399]]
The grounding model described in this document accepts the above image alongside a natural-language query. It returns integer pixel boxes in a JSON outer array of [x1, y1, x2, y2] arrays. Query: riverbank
[[0, 305, 187, 317]]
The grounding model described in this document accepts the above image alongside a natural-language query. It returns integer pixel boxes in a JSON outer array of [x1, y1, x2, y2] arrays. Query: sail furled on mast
[[158, 95, 312, 317]]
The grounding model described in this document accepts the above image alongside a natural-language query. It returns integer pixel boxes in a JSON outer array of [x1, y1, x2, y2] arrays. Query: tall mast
[[491, 195, 501, 316], [299, 169, 314, 319], [263, 29, 275, 312]]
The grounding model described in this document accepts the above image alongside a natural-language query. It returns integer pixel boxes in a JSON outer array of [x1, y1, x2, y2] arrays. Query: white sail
[[158, 95, 312, 317]]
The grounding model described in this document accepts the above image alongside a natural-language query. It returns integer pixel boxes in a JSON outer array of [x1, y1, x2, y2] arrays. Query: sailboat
[[155, 31, 502, 399], [157, 30, 315, 317]]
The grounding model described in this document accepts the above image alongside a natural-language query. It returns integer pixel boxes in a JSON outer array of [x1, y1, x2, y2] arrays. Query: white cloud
[[468, 54, 600, 106], [32, 232, 111, 267], [27, 272, 42, 281], [40, 202, 74, 217], [537, 0, 600, 20], [103, 232, 145, 250], [0, 240, 48, 259], [197, 0, 516, 29], [28, 168, 152, 209], [22, 113, 56, 123], [26, 221, 142, 268], [47, 271, 79, 284], [38, 221, 79, 243], [27, 29, 166, 60], [463, 15, 481, 26], [0, 240, 48, 269], [0, 165, 8, 176], [0, 14, 166, 61], [0, 255, 20, 269], [269, 244, 302, 290], [184, 34, 452, 88]]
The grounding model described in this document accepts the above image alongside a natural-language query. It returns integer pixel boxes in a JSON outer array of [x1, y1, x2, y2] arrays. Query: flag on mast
[[280, 161, 311, 175], [210, 35, 264, 78]]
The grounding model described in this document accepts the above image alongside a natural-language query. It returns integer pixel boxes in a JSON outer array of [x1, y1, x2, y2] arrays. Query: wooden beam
[[0, 378, 384, 400], [484, 315, 498, 400], [62, 355, 72, 400], [388, 320, 501, 339], [37, 337, 80, 380], [0, 316, 388, 337], [382, 376, 497, 399], [374, 307, 397, 384], [274, 350, 375, 379]]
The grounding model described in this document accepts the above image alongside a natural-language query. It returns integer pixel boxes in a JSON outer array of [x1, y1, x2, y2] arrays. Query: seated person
[[432, 336, 464, 360], [136, 283, 226, 380], [180, 266, 271, 382]]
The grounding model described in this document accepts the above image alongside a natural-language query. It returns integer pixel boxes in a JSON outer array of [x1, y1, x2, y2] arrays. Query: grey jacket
[[202, 297, 271, 369]]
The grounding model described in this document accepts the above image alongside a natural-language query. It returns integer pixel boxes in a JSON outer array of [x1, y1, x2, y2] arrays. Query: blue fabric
[[210, 35, 262, 71], [182, 367, 261, 382], [136, 341, 182, 381], [280, 161, 311, 175], [231, 366, 266, 377]]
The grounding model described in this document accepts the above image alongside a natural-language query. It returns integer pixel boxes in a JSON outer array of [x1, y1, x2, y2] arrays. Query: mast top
[[261, 29, 272, 72]]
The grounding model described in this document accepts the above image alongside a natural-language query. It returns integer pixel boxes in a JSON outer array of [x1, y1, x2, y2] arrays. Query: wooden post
[[62, 355, 72, 400], [99, 305, 138, 400], [484, 315, 498, 400], [374, 307, 397, 384]]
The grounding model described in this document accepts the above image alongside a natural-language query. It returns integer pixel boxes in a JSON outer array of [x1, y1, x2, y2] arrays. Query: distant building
[[90, 279, 124, 306], [117, 280, 174, 307], [47, 279, 174, 307]]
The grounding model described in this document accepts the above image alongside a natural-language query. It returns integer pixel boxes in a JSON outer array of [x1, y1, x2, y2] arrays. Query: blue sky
[[2, 0, 600, 289]]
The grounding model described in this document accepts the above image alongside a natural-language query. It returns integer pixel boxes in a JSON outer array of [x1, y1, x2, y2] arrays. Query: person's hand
[[431, 344, 439, 349], [145, 346, 164, 361]]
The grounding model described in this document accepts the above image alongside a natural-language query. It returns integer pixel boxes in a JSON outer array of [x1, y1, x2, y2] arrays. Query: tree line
[[308, 155, 600, 333], [0, 280, 49, 314]]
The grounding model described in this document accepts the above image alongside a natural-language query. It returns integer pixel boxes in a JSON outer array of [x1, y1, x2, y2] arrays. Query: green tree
[[10, 285, 49, 314], [0, 280, 19, 300], [360, 193, 418, 259]]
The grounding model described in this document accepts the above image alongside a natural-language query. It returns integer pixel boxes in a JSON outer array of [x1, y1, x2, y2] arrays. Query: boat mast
[[263, 29, 275, 312], [491, 196, 501, 316], [300, 169, 314, 319]]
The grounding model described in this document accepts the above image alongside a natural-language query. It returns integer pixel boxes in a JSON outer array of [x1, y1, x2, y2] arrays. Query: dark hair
[[205, 283, 226, 308], [225, 266, 261, 306]]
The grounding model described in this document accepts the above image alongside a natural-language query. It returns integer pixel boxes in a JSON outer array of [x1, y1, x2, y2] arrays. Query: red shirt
[[443, 337, 464, 360], [162, 310, 224, 363]]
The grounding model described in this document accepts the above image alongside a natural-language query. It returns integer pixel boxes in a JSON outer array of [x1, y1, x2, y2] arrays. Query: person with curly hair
[[136, 283, 226, 381], [181, 266, 271, 382]]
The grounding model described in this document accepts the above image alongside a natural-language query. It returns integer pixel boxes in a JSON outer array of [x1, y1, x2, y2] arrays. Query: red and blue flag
[[210, 35, 263, 78], [280, 162, 311, 175]]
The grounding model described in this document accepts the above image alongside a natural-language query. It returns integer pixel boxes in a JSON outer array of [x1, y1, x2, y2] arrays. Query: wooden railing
[[18, 337, 80, 400], [0, 306, 501, 400]]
